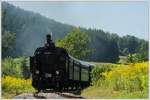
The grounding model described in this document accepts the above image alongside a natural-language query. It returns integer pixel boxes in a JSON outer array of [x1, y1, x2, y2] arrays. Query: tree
[[56, 28, 91, 60], [20, 57, 30, 79], [106, 38, 119, 63], [2, 31, 16, 58], [2, 2, 148, 62], [118, 35, 140, 55], [139, 40, 148, 53]]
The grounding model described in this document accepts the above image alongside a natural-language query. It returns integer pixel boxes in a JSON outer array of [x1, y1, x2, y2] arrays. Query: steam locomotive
[[30, 34, 93, 91]]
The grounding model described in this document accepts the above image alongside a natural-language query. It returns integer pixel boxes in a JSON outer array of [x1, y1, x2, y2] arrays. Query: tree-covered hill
[[2, 2, 74, 57], [2, 2, 148, 62]]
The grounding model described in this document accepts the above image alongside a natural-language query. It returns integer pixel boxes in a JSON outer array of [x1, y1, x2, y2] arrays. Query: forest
[[2, 2, 148, 63]]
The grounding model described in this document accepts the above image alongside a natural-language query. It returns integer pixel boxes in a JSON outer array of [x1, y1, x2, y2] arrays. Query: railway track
[[13, 91, 84, 99]]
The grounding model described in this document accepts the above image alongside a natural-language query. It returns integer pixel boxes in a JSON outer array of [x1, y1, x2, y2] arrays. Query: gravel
[[13, 92, 83, 99], [13, 93, 67, 99]]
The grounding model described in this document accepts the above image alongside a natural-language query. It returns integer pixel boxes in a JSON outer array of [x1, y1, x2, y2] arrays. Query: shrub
[[2, 56, 30, 78], [2, 76, 36, 98], [83, 62, 148, 98], [2, 57, 21, 78], [100, 62, 148, 94], [91, 64, 114, 85], [127, 53, 148, 63]]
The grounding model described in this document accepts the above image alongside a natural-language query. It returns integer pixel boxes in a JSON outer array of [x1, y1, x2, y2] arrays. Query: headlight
[[56, 71, 59, 75], [35, 70, 39, 74]]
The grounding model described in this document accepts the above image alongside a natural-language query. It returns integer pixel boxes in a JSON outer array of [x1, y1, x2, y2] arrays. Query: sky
[[7, 1, 149, 40]]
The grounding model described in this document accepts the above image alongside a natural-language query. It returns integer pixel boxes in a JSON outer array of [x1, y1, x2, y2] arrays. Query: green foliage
[[2, 2, 148, 63], [2, 2, 73, 57], [2, 31, 16, 58], [19, 57, 30, 79], [118, 35, 148, 56], [91, 64, 114, 85], [82, 62, 148, 98], [106, 38, 119, 62], [81, 86, 148, 99], [2, 56, 30, 78], [137, 39, 148, 54], [118, 35, 139, 55], [127, 52, 148, 63], [2, 57, 21, 78], [84, 29, 120, 62], [56, 28, 91, 59]]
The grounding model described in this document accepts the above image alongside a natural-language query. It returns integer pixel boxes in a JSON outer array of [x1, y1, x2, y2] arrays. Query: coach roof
[[69, 55, 94, 68]]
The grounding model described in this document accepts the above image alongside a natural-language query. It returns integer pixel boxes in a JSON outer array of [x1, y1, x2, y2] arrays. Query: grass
[[81, 62, 148, 99], [81, 86, 148, 99], [81, 86, 114, 99]]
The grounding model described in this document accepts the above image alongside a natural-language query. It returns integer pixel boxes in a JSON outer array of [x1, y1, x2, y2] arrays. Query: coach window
[[74, 64, 80, 80], [81, 68, 89, 81], [65, 58, 68, 72], [69, 59, 73, 80]]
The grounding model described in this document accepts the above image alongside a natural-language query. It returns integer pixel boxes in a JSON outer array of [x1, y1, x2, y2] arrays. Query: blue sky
[[8, 1, 148, 40]]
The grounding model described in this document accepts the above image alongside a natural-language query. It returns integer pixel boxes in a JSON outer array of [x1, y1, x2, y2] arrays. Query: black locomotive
[[30, 34, 93, 91]]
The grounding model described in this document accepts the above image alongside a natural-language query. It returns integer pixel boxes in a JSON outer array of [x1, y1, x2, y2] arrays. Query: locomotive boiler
[[30, 34, 93, 91]]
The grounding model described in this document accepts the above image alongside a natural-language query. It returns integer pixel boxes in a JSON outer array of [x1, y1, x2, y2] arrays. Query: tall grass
[[2, 76, 36, 98], [2, 57, 33, 98], [81, 62, 148, 98]]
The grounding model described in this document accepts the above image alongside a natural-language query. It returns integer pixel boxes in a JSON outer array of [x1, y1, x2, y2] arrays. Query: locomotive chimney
[[45, 34, 55, 48], [46, 34, 52, 44]]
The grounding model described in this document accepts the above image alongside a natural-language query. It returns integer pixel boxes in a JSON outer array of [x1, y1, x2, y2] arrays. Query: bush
[[2, 57, 21, 78], [97, 62, 148, 97], [2, 56, 30, 78], [91, 64, 114, 85], [16, 57, 30, 79], [127, 53, 148, 63], [2, 76, 36, 98]]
